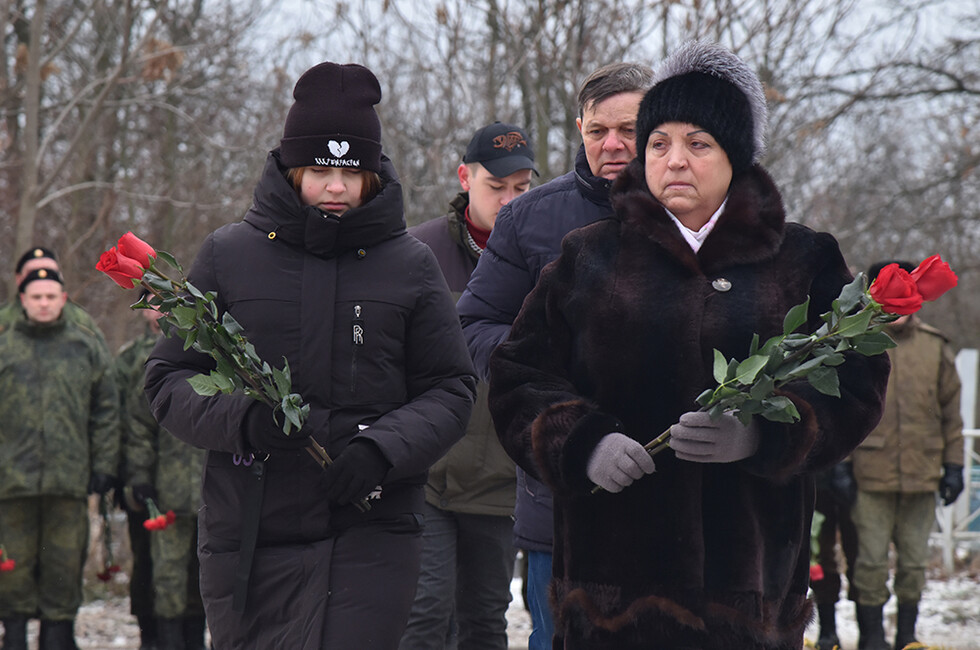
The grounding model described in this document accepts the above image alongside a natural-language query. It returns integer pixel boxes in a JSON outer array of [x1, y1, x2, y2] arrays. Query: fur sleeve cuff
[[741, 391, 819, 483], [530, 406, 622, 493]]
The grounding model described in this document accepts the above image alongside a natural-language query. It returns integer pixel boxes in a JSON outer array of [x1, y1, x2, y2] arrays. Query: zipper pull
[[353, 304, 364, 346]]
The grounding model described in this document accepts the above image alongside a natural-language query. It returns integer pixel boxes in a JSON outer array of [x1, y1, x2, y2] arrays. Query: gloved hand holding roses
[[670, 411, 760, 463], [586, 432, 656, 493]]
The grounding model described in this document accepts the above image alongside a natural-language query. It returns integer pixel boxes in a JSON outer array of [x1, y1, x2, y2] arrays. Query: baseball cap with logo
[[462, 122, 538, 178]]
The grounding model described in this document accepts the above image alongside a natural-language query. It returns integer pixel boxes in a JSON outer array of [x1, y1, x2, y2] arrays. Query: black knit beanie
[[637, 41, 768, 176], [280, 62, 383, 173]]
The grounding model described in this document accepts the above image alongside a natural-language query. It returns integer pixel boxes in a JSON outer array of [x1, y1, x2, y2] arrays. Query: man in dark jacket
[[401, 122, 536, 650], [0, 269, 120, 650], [456, 62, 653, 650]]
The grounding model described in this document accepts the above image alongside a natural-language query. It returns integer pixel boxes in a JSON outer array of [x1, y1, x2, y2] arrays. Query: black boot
[[1, 616, 28, 650], [856, 604, 892, 650], [815, 602, 840, 650], [894, 602, 920, 649], [38, 619, 79, 650], [156, 618, 186, 650], [137, 613, 158, 650], [182, 615, 207, 650]]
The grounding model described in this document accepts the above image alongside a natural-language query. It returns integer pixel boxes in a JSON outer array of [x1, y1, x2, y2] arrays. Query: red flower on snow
[[0, 546, 15, 572], [809, 564, 825, 582]]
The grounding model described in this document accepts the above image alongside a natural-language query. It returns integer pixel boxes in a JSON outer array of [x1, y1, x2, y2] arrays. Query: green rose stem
[[643, 299, 892, 457], [591, 273, 902, 495], [134, 255, 370, 513]]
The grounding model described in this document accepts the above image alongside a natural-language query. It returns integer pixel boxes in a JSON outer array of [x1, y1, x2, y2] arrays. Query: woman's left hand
[[670, 412, 759, 463], [324, 439, 390, 505]]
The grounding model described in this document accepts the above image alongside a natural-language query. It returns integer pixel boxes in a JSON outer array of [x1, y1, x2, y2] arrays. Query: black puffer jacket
[[145, 150, 476, 645], [457, 145, 612, 552]]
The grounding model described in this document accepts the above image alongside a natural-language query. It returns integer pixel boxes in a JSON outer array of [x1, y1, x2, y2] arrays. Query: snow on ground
[[801, 571, 980, 650], [2, 551, 977, 649]]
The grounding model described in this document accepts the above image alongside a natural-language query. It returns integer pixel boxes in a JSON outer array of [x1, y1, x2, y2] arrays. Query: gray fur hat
[[636, 41, 768, 174]]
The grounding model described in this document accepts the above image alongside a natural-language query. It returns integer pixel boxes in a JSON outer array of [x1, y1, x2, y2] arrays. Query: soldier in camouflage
[[114, 296, 159, 650], [0, 268, 120, 650], [0, 247, 111, 354], [120, 301, 207, 650]]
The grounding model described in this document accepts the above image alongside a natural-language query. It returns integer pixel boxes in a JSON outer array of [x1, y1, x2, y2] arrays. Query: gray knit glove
[[670, 412, 760, 463], [586, 432, 656, 493]]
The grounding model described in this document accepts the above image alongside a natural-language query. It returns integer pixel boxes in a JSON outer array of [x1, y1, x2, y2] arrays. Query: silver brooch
[[712, 278, 732, 292]]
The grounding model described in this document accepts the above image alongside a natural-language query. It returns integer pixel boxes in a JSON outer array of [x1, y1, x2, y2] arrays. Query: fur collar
[[609, 159, 786, 275]]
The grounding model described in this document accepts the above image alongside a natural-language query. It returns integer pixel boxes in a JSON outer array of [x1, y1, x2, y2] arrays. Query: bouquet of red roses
[[644, 255, 957, 456], [97, 232, 370, 511], [593, 255, 957, 493]]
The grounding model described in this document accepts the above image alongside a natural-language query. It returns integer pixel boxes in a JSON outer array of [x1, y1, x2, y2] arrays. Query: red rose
[[910, 254, 958, 301], [143, 517, 160, 531], [0, 559, 15, 572], [166, 510, 176, 525], [869, 264, 923, 315], [809, 564, 825, 582], [96, 247, 146, 289], [95, 232, 157, 289], [117, 232, 157, 268]]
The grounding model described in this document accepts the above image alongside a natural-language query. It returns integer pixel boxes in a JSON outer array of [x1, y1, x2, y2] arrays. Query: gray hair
[[577, 62, 655, 117]]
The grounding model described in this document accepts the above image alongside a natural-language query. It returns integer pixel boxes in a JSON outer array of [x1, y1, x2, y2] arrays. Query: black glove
[[130, 483, 158, 508], [324, 440, 390, 505], [242, 401, 312, 453], [939, 463, 964, 506], [828, 462, 857, 508], [88, 472, 117, 496]]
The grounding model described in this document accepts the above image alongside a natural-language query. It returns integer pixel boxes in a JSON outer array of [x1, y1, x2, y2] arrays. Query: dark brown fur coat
[[489, 160, 890, 649]]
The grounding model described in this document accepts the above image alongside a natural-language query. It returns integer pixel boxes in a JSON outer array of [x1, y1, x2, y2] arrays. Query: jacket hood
[[609, 157, 786, 275], [244, 148, 407, 259]]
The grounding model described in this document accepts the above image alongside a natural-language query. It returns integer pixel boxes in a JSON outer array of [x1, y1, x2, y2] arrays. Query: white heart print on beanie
[[328, 140, 350, 158]]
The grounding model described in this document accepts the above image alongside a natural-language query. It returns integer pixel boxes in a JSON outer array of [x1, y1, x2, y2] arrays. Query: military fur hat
[[637, 41, 768, 175]]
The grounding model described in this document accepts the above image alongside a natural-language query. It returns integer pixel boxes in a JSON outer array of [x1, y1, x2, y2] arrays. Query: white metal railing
[[931, 348, 979, 570], [932, 429, 979, 570]]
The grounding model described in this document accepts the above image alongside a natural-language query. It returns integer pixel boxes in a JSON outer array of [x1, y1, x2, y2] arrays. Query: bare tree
[[0, 0, 286, 348], [3, 0, 977, 349]]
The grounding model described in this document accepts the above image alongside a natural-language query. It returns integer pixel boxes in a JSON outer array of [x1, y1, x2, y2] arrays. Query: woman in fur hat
[[144, 62, 476, 649], [488, 41, 890, 649]]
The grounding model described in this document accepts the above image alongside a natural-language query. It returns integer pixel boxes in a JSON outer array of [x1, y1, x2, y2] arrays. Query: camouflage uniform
[[0, 299, 110, 353], [114, 329, 156, 640], [0, 315, 119, 621], [119, 330, 206, 623]]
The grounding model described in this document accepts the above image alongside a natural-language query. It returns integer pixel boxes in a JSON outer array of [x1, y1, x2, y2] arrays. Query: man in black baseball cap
[[463, 121, 538, 180], [401, 121, 536, 649], [458, 121, 538, 240]]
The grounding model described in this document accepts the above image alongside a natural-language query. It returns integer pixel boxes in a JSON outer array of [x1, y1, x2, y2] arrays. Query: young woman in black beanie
[[488, 42, 891, 649], [144, 62, 476, 649]]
